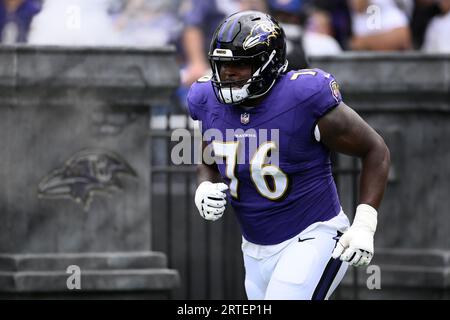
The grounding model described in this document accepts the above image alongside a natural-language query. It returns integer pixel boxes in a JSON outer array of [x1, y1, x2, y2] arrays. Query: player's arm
[[194, 141, 228, 221], [318, 102, 390, 209], [350, 26, 412, 51], [318, 102, 390, 267], [197, 142, 222, 183]]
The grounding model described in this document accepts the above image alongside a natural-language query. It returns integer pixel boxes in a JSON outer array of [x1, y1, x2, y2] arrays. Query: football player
[[188, 10, 390, 300]]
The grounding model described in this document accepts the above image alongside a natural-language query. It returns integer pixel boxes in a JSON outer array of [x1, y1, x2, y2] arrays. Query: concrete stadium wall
[[0, 46, 180, 299], [311, 53, 450, 299]]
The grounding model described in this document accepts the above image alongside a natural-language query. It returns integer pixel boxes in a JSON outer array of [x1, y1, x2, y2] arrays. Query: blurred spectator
[[306, 8, 335, 36], [268, 0, 309, 69], [313, 0, 352, 49], [422, 0, 450, 52], [111, 0, 182, 47], [28, 0, 119, 46], [268, 0, 341, 66], [304, 8, 343, 55], [348, 0, 412, 51], [180, 0, 267, 87], [411, 0, 441, 49], [0, 0, 41, 44], [394, 0, 415, 17]]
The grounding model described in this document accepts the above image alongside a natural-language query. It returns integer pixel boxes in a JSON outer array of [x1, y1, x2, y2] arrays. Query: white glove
[[332, 204, 377, 267], [195, 181, 228, 221]]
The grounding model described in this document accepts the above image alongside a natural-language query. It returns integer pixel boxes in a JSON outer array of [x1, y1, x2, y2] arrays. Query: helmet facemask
[[210, 50, 287, 105]]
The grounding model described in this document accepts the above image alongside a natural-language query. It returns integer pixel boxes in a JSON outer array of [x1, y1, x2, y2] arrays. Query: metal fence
[[149, 111, 360, 300]]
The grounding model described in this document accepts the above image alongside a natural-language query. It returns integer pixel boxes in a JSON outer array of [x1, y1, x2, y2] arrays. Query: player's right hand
[[194, 181, 228, 221]]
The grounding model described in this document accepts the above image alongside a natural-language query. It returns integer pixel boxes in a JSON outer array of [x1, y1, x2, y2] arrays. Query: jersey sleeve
[[310, 69, 343, 120], [186, 81, 207, 122], [186, 80, 212, 136]]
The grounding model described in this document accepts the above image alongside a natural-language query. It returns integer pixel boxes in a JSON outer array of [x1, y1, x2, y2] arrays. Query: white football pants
[[242, 210, 350, 300]]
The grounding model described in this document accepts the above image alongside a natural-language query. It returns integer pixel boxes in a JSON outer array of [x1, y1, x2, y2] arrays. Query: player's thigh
[[243, 253, 267, 300], [265, 231, 345, 300]]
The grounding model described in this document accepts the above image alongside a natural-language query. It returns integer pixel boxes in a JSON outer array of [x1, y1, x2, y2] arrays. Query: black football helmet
[[208, 11, 288, 105]]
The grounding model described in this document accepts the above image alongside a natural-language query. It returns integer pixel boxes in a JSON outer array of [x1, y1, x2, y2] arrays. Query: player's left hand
[[332, 204, 378, 267]]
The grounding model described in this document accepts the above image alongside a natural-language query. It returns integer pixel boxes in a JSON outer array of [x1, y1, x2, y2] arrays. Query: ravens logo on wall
[[38, 149, 137, 211]]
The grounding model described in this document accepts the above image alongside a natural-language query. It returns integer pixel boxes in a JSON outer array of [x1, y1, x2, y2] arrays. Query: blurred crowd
[[0, 0, 449, 104]]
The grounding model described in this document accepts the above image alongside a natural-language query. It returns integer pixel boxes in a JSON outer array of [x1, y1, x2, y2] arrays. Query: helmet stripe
[[217, 25, 225, 48], [218, 17, 239, 45], [226, 17, 239, 42], [217, 20, 229, 46]]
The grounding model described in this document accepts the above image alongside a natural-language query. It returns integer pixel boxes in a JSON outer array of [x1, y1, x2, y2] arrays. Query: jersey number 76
[[212, 141, 288, 201]]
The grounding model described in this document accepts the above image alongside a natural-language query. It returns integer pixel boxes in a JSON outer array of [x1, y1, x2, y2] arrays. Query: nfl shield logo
[[241, 113, 250, 125]]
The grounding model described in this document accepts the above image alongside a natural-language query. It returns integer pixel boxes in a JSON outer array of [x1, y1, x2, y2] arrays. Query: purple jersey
[[187, 69, 343, 245]]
